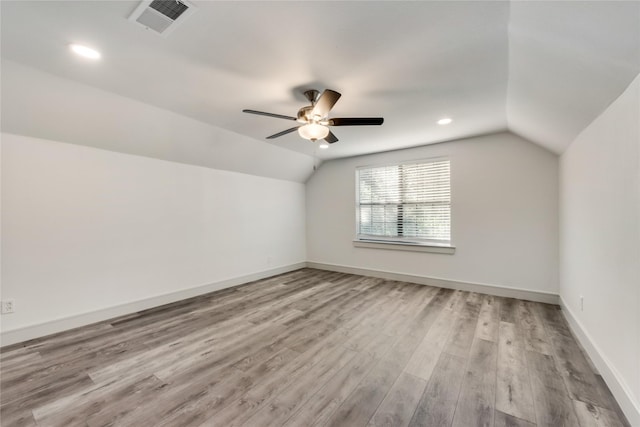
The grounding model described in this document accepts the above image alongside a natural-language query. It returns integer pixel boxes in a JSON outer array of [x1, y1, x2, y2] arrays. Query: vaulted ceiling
[[2, 1, 639, 160]]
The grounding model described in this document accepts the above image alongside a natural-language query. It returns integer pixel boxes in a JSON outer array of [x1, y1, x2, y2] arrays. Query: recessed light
[[70, 44, 101, 60], [319, 142, 330, 149], [437, 118, 453, 125]]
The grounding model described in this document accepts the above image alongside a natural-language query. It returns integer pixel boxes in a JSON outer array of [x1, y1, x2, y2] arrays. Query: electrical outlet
[[1, 299, 15, 314], [580, 296, 584, 312]]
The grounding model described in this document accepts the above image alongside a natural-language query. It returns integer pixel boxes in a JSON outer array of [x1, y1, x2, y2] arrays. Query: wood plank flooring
[[0, 268, 630, 427]]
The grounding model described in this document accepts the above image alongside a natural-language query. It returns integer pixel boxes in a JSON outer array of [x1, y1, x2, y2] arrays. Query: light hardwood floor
[[0, 268, 630, 427]]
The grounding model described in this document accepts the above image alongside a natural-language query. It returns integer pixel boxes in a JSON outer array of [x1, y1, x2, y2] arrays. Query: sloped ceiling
[[1, 1, 639, 161], [508, 1, 640, 152]]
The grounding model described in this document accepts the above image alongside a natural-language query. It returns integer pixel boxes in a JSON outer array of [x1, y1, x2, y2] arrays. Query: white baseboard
[[0, 262, 306, 347], [306, 261, 559, 305], [559, 297, 640, 426]]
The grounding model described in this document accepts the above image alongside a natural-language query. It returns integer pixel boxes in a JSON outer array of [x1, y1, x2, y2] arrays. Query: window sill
[[353, 239, 456, 254]]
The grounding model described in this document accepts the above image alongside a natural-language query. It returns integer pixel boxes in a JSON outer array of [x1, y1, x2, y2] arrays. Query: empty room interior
[[1, 1, 639, 426]]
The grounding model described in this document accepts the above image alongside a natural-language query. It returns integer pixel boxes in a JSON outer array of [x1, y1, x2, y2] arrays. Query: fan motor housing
[[297, 106, 313, 123]]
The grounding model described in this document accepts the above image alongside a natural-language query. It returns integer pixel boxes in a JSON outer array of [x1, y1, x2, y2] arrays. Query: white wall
[[559, 74, 640, 423], [1, 133, 306, 340], [306, 132, 559, 295]]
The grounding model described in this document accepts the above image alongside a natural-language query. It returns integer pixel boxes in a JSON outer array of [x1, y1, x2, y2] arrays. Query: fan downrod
[[303, 89, 320, 105]]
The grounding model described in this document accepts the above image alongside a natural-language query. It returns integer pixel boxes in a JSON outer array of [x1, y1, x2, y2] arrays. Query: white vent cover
[[129, 0, 196, 37]]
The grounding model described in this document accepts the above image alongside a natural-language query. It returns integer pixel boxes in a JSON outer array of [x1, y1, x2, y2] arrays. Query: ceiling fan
[[242, 89, 384, 147]]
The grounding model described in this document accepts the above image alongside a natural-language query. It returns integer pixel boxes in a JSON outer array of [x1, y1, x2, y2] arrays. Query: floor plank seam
[[537, 305, 585, 422]]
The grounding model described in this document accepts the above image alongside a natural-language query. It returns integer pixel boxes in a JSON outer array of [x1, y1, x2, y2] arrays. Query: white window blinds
[[356, 159, 451, 243]]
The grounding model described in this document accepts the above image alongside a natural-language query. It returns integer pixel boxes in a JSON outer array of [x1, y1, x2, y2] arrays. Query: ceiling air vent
[[129, 0, 196, 37]]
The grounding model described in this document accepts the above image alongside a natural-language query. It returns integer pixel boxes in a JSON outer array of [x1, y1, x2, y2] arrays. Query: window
[[356, 159, 451, 247]]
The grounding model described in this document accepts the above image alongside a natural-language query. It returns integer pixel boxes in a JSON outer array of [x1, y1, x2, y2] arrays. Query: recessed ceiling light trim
[[437, 118, 453, 125], [69, 44, 101, 60]]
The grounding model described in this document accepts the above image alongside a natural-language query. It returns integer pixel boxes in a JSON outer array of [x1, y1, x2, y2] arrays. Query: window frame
[[354, 157, 455, 254]]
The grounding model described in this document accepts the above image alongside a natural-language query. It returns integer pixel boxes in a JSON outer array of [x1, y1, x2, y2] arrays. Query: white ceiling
[[1, 1, 639, 160]]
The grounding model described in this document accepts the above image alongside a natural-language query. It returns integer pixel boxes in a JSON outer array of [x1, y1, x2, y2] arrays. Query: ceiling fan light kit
[[243, 89, 384, 146], [298, 123, 329, 141]]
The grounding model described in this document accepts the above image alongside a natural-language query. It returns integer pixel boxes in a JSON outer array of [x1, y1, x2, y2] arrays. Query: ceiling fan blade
[[266, 126, 300, 139], [312, 90, 341, 118], [325, 131, 339, 144], [243, 109, 297, 121], [329, 117, 384, 126]]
